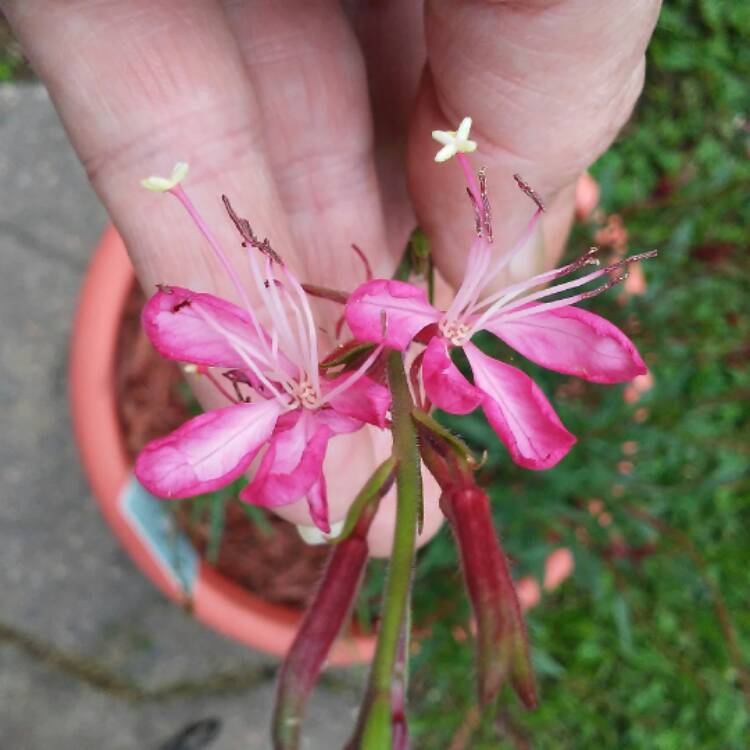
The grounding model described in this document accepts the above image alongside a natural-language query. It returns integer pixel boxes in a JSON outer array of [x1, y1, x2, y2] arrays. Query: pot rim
[[68, 226, 375, 665]]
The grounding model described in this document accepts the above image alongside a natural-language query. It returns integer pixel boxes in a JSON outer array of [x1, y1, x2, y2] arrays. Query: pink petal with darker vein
[[135, 399, 282, 498], [314, 409, 363, 436], [422, 336, 483, 415], [142, 286, 291, 372], [485, 305, 646, 384], [345, 279, 440, 351], [464, 343, 575, 470], [240, 412, 331, 510], [321, 374, 390, 427], [306, 477, 330, 533]]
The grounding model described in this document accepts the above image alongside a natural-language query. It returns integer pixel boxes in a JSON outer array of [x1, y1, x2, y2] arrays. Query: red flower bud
[[441, 485, 537, 709], [272, 535, 368, 750]]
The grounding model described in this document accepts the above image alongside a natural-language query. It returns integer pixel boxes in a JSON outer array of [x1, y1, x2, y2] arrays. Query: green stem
[[359, 351, 422, 749]]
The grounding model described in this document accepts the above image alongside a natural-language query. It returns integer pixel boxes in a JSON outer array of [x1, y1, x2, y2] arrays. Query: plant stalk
[[357, 351, 422, 748]]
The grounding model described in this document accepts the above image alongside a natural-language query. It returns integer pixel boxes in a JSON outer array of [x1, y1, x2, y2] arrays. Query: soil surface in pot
[[116, 283, 329, 608]]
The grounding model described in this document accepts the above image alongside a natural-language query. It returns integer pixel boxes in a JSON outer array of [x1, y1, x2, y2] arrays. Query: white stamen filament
[[468, 252, 596, 317], [493, 288, 610, 324], [476, 207, 543, 295], [192, 305, 290, 405], [155, 173, 384, 416], [265, 257, 309, 370], [284, 285, 314, 379], [319, 343, 385, 407], [247, 250, 303, 372], [283, 265, 321, 395], [455, 239, 493, 321], [470, 262, 612, 334], [271, 328, 280, 364], [169, 185, 283, 372], [444, 236, 491, 322]]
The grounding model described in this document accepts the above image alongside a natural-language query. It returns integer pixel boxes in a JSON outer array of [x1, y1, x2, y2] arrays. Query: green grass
[[0, 14, 30, 82], [406, 2, 750, 747]]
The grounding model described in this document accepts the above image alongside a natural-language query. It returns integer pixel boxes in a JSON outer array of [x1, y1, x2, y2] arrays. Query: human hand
[[3, 0, 661, 555]]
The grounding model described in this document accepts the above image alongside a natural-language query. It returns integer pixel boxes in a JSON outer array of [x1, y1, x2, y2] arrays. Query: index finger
[[2, 0, 294, 299]]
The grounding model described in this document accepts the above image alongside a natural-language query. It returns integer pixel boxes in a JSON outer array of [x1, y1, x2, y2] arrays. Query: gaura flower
[[346, 118, 655, 470], [134, 165, 390, 532]]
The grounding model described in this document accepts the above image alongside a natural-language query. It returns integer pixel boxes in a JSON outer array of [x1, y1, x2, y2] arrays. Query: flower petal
[[135, 399, 282, 498], [142, 285, 287, 372], [345, 279, 440, 350], [313, 409, 363, 435], [464, 343, 575, 470], [485, 305, 647, 383], [422, 337, 483, 415], [240, 412, 331, 509], [321, 374, 390, 427], [306, 477, 330, 533]]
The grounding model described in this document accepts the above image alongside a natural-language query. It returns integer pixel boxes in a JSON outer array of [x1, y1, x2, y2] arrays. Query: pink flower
[[135, 165, 389, 532], [345, 119, 652, 470]]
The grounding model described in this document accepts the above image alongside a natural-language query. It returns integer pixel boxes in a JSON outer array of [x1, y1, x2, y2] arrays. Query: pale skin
[[3, 0, 661, 556]]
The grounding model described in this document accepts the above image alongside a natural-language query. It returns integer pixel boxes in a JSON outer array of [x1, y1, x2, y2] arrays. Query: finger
[[3, 0, 376, 536], [217, 0, 444, 547], [409, 0, 661, 287], [222, 0, 395, 299], [4, 0, 445, 549], [3, 0, 293, 300], [346, 0, 427, 251]]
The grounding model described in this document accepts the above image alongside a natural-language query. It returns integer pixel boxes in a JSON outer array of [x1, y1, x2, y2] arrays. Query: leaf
[[612, 596, 634, 654]]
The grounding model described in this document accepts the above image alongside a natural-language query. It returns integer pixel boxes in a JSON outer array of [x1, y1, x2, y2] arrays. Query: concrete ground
[[0, 83, 362, 750]]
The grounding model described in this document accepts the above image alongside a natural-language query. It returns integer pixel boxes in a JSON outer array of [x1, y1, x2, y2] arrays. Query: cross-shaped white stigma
[[141, 161, 189, 192], [431, 117, 477, 163]]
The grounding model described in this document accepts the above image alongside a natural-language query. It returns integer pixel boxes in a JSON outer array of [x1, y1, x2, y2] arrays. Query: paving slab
[[0, 82, 362, 749]]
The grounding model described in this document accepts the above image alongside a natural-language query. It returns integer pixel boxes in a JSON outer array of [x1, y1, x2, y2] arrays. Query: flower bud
[[441, 485, 537, 709], [272, 534, 369, 750]]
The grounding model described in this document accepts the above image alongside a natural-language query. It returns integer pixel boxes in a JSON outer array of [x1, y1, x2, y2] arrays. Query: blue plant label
[[119, 475, 198, 595]]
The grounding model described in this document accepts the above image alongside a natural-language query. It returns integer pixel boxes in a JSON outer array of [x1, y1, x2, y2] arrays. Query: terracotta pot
[[69, 226, 375, 665], [70, 226, 574, 664]]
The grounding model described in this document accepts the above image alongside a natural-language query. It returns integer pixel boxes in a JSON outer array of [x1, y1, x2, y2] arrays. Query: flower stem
[[358, 351, 422, 749]]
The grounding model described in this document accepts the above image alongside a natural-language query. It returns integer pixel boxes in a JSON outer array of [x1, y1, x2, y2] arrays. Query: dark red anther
[[222, 194, 283, 264], [221, 369, 251, 403], [513, 174, 545, 212], [478, 167, 493, 242]]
